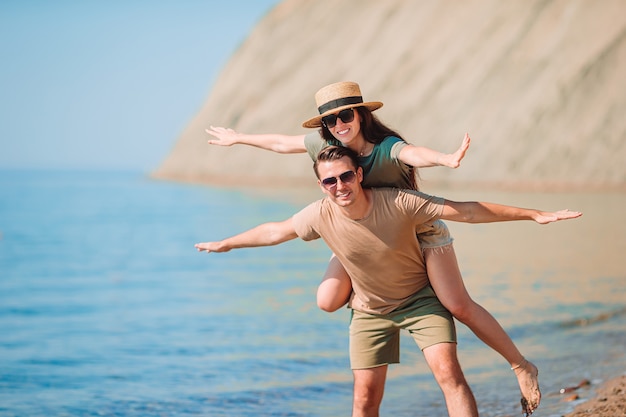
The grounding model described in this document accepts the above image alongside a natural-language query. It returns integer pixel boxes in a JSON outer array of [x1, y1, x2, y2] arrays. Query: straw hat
[[302, 81, 383, 128]]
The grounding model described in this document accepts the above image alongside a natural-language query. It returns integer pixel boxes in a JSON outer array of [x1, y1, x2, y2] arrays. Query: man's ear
[[357, 166, 364, 183], [317, 179, 326, 193]]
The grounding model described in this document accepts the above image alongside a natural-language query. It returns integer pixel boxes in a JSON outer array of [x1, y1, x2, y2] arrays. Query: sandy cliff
[[153, 0, 626, 191]]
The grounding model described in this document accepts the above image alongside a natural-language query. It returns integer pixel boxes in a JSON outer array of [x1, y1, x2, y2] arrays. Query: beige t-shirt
[[292, 188, 445, 315]]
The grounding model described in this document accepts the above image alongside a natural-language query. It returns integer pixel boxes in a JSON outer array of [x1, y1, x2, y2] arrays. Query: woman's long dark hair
[[318, 107, 419, 189]]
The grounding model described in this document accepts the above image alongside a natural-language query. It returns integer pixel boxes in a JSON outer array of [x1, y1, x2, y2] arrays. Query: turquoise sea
[[1, 170, 624, 416]]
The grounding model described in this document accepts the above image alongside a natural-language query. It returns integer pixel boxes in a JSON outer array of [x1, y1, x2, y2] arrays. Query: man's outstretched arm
[[440, 200, 582, 225], [195, 218, 298, 253]]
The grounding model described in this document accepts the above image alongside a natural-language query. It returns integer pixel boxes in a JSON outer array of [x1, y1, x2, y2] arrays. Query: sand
[[563, 375, 626, 417]]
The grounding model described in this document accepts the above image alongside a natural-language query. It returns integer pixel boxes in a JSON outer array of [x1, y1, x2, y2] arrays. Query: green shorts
[[349, 286, 456, 369]]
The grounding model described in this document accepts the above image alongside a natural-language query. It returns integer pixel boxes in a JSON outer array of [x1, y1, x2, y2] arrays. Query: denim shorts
[[417, 219, 454, 250]]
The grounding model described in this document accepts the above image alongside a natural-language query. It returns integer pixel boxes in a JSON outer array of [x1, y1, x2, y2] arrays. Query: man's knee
[[352, 389, 382, 413], [352, 366, 387, 413], [433, 363, 468, 388], [424, 343, 467, 385]]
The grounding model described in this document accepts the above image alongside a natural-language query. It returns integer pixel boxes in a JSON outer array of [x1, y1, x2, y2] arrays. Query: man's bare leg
[[352, 365, 387, 417], [422, 342, 479, 417]]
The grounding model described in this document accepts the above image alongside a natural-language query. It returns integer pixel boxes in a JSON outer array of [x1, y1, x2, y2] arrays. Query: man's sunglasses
[[321, 170, 357, 189], [321, 108, 355, 129]]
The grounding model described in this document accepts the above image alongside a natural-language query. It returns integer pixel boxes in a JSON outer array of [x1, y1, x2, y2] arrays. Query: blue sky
[[0, 1, 278, 172]]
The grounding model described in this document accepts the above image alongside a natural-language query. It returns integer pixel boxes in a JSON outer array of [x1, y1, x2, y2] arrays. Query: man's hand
[[533, 209, 582, 224], [195, 241, 229, 253]]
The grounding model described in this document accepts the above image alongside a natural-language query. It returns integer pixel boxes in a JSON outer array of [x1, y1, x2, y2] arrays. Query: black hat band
[[318, 96, 363, 114]]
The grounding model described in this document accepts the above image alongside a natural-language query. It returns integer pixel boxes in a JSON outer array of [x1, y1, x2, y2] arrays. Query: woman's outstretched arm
[[398, 132, 471, 168], [206, 126, 307, 154]]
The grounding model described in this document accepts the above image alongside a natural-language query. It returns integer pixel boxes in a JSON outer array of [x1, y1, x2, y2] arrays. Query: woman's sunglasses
[[320, 170, 357, 189], [322, 108, 355, 129]]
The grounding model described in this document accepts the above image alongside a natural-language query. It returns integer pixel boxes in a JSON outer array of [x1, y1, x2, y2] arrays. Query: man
[[195, 146, 581, 417]]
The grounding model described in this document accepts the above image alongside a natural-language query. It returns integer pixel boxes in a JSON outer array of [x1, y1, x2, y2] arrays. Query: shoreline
[[562, 374, 626, 417], [149, 171, 626, 194]]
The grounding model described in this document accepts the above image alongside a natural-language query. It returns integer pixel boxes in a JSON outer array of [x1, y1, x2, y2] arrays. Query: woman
[[206, 81, 540, 416]]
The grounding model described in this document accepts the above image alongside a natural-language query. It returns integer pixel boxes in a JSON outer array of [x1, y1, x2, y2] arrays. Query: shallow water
[[0, 170, 624, 416]]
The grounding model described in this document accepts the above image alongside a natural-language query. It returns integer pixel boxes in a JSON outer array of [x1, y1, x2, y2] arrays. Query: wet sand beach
[[563, 374, 626, 417]]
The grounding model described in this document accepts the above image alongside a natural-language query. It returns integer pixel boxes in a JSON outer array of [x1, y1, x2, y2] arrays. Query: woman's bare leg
[[425, 246, 540, 415], [316, 254, 352, 312]]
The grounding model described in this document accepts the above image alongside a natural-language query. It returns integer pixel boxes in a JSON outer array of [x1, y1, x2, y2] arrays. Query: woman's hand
[[438, 132, 471, 168], [206, 126, 242, 147]]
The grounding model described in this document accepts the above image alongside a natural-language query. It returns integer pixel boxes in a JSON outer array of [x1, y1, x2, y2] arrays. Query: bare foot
[[513, 359, 541, 416]]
